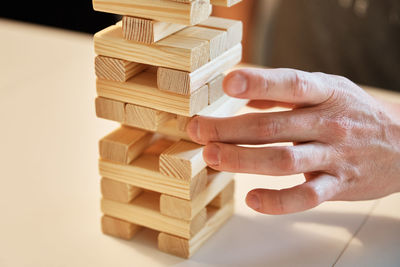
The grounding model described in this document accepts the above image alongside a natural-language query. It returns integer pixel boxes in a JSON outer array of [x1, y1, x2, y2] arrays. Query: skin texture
[[186, 68, 400, 215]]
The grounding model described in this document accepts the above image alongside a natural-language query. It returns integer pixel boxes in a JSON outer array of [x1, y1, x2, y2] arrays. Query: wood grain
[[93, 0, 211, 25], [174, 26, 227, 60], [208, 179, 234, 208], [99, 126, 153, 164], [122, 16, 186, 43], [101, 215, 141, 240], [157, 43, 241, 95], [96, 71, 209, 116], [158, 200, 234, 258], [198, 16, 243, 49], [95, 55, 147, 82], [101, 177, 143, 203], [95, 97, 125, 123], [99, 158, 208, 200], [169, 0, 242, 7], [208, 73, 225, 104], [101, 191, 207, 239], [159, 140, 206, 181], [94, 24, 209, 72], [160, 170, 234, 220], [211, 0, 242, 7], [125, 103, 174, 131]]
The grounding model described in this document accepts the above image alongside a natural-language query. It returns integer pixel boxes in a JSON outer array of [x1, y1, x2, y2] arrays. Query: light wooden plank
[[157, 43, 241, 95], [157, 118, 190, 140], [93, 0, 211, 25], [95, 55, 147, 82], [198, 16, 243, 49], [169, 0, 242, 6], [101, 215, 141, 240], [160, 170, 234, 220], [96, 71, 209, 116], [99, 158, 208, 200], [94, 24, 209, 72], [101, 191, 208, 239], [122, 16, 186, 44], [172, 94, 247, 138], [158, 200, 234, 258], [125, 104, 175, 131], [159, 95, 247, 140], [208, 179, 234, 208], [95, 97, 125, 123], [101, 177, 143, 203], [174, 26, 227, 60], [99, 126, 154, 164], [159, 140, 206, 181], [143, 138, 174, 156], [208, 73, 225, 104], [211, 0, 242, 7], [176, 115, 191, 132]]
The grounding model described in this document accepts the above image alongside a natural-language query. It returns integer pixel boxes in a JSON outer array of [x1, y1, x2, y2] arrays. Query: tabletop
[[0, 19, 399, 267]]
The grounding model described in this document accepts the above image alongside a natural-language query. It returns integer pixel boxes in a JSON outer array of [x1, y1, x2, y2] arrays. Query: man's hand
[[186, 68, 400, 215]]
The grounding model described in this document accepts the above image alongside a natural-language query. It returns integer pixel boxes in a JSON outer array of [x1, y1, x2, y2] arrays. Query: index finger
[[223, 68, 333, 106]]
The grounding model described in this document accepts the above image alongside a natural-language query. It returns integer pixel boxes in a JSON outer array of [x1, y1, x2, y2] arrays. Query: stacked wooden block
[[93, 0, 244, 258]]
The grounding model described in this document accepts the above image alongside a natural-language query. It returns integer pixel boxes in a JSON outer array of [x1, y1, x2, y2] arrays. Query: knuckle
[[325, 118, 351, 139], [276, 147, 298, 172], [291, 71, 309, 99], [201, 120, 221, 141], [257, 117, 282, 138]]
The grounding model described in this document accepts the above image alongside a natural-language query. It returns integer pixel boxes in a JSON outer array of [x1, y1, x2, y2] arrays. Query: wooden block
[[99, 126, 153, 164], [101, 191, 207, 239], [158, 95, 247, 140], [157, 119, 190, 141], [158, 200, 234, 258], [95, 97, 125, 122], [94, 24, 209, 72], [169, 0, 241, 7], [160, 170, 234, 220], [198, 16, 243, 49], [125, 104, 175, 131], [211, 0, 242, 7], [101, 177, 142, 203], [99, 139, 208, 200], [209, 179, 235, 208], [159, 140, 206, 181], [157, 43, 241, 95], [174, 26, 227, 60], [122, 16, 186, 44], [196, 94, 247, 117], [208, 73, 225, 104], [143, 138, 174, 156], [95, 55, 147, 82], [176, 115, 191, 131], [96, 71, 209, 116], [93, 0, 211, 25], [101, 215, 141, 240]]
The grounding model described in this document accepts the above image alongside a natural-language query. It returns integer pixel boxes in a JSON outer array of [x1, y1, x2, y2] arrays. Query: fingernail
[[204, 144, 221, 166], [246, 192, 260, 210], [226, 72, 247, 95], [187, 118, 200, 141]]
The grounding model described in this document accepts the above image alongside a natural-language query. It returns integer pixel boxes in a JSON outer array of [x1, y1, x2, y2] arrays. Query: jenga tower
[[93, 0, 244, 258]]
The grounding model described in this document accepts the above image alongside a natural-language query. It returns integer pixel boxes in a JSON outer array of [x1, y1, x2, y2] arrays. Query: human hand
[[186, 68, 400, 215]]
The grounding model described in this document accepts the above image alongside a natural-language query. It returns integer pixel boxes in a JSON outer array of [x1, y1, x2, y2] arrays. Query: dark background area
[[0, 1, 118, 34]]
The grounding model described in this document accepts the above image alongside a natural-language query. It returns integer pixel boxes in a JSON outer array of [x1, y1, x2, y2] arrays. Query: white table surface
[[0, 19, 399, 267]]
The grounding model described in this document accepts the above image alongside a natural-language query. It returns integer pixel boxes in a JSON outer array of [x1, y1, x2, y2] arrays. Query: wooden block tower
[[93, 0, 244, 258]]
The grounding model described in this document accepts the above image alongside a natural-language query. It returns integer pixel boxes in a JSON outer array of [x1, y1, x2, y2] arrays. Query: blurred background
[[1, 0, 399, 90]]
